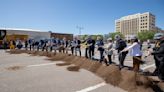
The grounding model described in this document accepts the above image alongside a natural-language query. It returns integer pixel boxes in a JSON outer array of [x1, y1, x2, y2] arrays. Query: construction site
[[0, 49, 163, 92]]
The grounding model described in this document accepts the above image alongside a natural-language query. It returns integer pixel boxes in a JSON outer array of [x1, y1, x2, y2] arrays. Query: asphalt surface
[[0, 50, 127, 92]]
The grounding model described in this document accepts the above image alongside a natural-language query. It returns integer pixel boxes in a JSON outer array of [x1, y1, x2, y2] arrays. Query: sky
[[0, 0, 164, 35]]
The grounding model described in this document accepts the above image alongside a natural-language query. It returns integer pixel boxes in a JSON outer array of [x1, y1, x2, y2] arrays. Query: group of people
[[7, 32, 164, 81]]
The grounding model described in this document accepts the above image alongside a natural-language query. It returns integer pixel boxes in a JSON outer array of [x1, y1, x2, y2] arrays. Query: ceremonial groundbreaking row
[[7, 49, 164, 92]]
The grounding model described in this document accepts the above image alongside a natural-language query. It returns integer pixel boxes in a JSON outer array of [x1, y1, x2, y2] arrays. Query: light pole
[[76, 26, 84, 36]]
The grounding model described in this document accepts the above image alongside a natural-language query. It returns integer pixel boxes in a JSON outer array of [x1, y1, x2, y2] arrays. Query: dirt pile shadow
[[6, 65, 23, 71], [67, 65, 80, 72], [56, 62, 71, 66], [8, 49, 164, 92]]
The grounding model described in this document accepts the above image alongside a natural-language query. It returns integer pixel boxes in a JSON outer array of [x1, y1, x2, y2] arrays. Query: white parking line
[[141, 64, 155, 70], [76, 82, 106, 92], [27, 63, 56, 67]]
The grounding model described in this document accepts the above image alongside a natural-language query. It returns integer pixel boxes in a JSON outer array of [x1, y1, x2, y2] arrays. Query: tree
[[137, 31, 156, 41], [109, 32, 124, 40], [80, 35, 88, 40]]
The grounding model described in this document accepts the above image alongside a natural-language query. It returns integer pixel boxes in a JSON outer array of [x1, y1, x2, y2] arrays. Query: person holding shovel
[[121, 36, 142, 72], [96, 36, 104, 63], [115, 35, 128, 69], [151, 33, 164, 81], [104, 38, 114, 65]]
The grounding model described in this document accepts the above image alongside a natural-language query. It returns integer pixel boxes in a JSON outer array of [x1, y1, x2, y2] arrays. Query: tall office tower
[[115, 12, 156, 39]]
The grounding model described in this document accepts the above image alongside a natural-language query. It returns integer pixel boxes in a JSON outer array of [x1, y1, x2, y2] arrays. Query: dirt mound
[[95, 65, 109, 78], [73, 57, 86, 66], [26, 50, 33, 54], [6, 49, 26, 54], [37, 51, 48, 56], [62, 55, 75, 62], [119, 69, 138, 91], [27, 51, 37, 54], [89, 62, 102, 73], [46, 52, 55, 57], [48, 53, 67, 61], [104, 65, 122, 86], [7, 66, 23, 71], [30, 51, 39, 56], [118, 69, 155, 92], [80, 59, 93, 70], [69, 56, 81, 63], [56, 62, 71, 66], [67, 65, 80, 72]]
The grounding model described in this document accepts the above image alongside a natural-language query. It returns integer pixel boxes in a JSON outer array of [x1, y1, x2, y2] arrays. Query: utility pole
[[76, 26, 84, 36]]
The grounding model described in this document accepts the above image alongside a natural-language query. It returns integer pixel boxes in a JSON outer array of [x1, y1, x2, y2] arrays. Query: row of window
[[140, 16, 147, 19], [141, 26, 147, 28], [141, 19, 147, 22], [141, 23, 147, 25]]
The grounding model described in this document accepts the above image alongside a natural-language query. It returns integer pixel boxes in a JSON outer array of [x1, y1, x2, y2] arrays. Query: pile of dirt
[[26, 50, 33, 54], [68, 56, 81, 63], [80, 59, 93, 70], [94, 64, 122, 86], [7, 66, 23, 71], [46, 52, 55, 57], [37, 51, 48, 56], [30, 51, 39, 56], [88, 62, 102, 73], [119, 69, 138, 91], [62, 55, 75, 62], [67, 65, 80, 72], [6, 49, 26, 54], [95, 65, 109, 78], [118, 69, 154, 92], [27, 51, 37, 54], [48, 53, 67, 61], [73, 57, 86, 66], [56, 62, 71, 66]]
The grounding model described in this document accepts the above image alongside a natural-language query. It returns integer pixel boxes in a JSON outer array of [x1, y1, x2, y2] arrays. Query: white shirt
[[125, 42, 142, 56]]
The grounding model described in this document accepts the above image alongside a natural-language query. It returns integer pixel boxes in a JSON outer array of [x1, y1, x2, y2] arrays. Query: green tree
[[109, 32, 124, 40], [80, 35, 88, 40], [137, 31, 156, 41], [91, 35, 97, 40], [90, 35, 103, 40]]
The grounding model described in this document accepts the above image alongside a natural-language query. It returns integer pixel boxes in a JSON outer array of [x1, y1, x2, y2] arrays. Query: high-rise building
[[115, 12, 156, 39]]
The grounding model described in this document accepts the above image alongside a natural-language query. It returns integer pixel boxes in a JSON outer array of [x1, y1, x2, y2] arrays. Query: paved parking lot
[[0, 50, 127, 92]]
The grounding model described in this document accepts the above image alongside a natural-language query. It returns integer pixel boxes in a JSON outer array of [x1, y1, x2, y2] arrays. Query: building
[[0, 28, 74, 42], [115, 12, 156, 39], [0, 28, 51, 41]]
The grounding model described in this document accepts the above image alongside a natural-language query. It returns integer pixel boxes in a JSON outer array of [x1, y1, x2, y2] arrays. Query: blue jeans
[[99, 50, 104, 62]]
